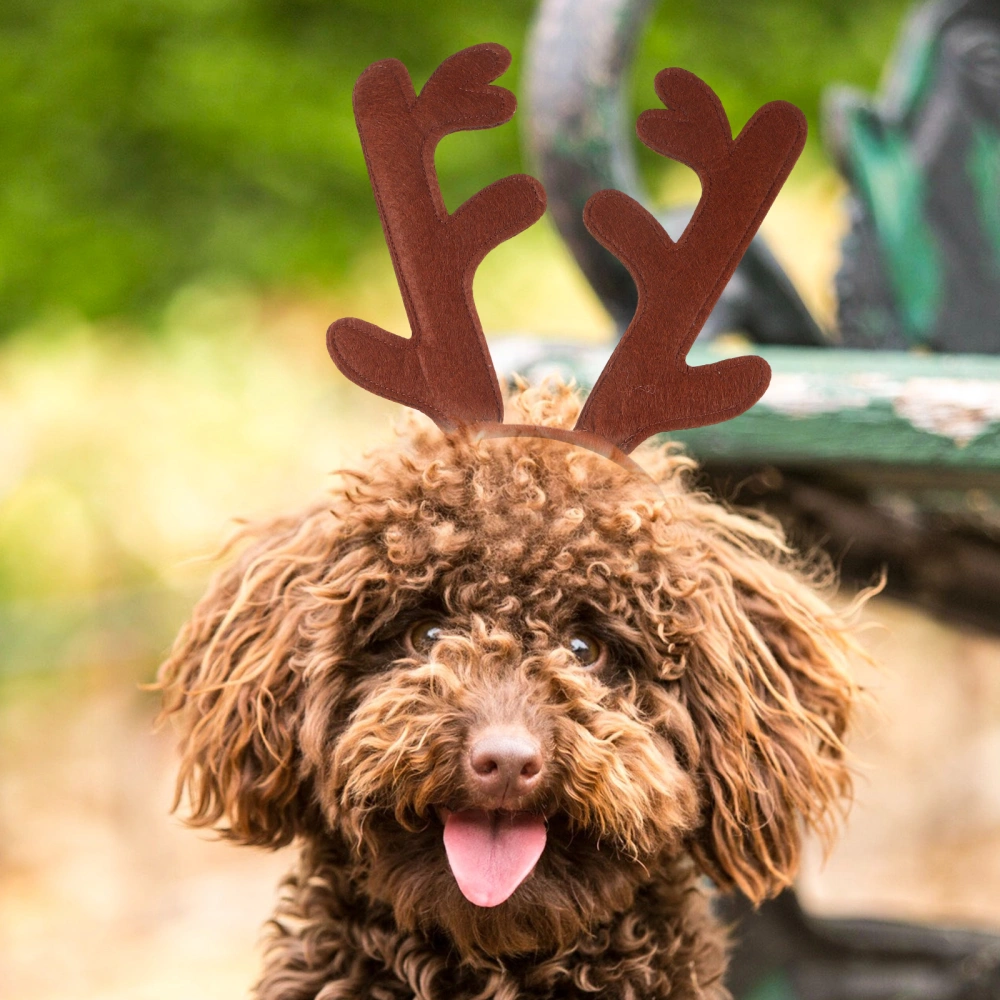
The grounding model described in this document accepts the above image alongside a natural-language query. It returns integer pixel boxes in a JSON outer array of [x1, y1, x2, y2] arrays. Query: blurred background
[[1, 1, 998, 998]]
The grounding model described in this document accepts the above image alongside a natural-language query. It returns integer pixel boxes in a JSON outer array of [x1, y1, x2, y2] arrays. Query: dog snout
[[468, 727, 543, 800]]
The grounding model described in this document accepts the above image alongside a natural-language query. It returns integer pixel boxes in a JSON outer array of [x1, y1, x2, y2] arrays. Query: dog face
[[159, 384, 861, 958]]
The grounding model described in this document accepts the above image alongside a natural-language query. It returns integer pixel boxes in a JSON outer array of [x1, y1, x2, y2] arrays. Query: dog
[[158, 42, 872, 999], [157, 379, 869, 1000]]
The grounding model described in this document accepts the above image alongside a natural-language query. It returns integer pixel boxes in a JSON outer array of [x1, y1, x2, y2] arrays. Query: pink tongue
[[443, 810, 547, 907]]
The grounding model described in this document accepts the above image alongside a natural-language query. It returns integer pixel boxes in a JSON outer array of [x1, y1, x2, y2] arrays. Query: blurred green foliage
[[0, 0, 912, 334]]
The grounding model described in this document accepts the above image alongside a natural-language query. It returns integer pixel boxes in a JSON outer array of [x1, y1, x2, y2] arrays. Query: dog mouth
[[438, 807, 548, 908]]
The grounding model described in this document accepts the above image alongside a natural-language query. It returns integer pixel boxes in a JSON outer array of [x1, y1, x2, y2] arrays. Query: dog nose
[[469, 728, 543, 798]]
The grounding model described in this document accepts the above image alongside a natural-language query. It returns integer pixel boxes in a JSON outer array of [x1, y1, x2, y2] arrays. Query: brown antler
[[327, 44, 546, 428], [574, 69, 806, 454]]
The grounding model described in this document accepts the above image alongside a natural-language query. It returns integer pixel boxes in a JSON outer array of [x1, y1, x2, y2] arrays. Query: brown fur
[[157, 381, 871, 999]]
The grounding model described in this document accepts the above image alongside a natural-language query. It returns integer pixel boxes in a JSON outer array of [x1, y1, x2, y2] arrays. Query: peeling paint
[[760, 372, 1000, 446], [490, 338, 1000, 453], [893, 379, 1000, 446], [760, 373, 874, 416]]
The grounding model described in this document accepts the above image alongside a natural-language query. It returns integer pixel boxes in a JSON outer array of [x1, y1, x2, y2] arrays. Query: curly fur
[[157, 381, 872, 999]]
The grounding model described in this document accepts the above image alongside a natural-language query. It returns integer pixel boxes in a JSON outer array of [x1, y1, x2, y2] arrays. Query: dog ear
[[155, 506, 341, 847], [676, 533, 867, 903]]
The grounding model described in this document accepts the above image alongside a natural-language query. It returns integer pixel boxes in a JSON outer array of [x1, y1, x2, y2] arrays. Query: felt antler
[[329, 53, 805, 463], [327, 44, 546, 428], [574, 69, 807, 454]]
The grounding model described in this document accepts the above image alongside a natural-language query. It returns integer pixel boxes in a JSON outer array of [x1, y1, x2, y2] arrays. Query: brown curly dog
[[157, 382, 869, 1000]]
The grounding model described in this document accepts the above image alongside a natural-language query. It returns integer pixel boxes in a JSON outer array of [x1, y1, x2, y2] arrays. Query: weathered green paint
[[848, 115, 941, 343], [672, 347, 1000, 468], [823, 2, 1000, 354], [744, 970, 798, 1000], [969, 125, 1000, 272], [492, 340, 1000, 469], [879, 0, 938, 118]]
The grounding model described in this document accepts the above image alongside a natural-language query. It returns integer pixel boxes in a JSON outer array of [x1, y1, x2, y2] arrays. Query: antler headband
[[327, 43, 806, 463]]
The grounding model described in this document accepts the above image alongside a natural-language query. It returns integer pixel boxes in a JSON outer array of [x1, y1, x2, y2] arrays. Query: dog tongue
[[443, 810, 546, 907]]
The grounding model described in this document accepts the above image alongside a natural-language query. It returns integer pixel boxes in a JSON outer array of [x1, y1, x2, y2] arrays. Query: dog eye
[[408, 621, 445, 654], [568, 634, 604, 669]]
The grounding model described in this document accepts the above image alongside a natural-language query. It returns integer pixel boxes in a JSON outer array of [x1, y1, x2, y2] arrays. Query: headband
[[326, 43, 806, 464]]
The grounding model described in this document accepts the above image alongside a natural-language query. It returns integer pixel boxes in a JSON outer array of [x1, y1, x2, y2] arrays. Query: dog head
[[158, 382, 864, 957]]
